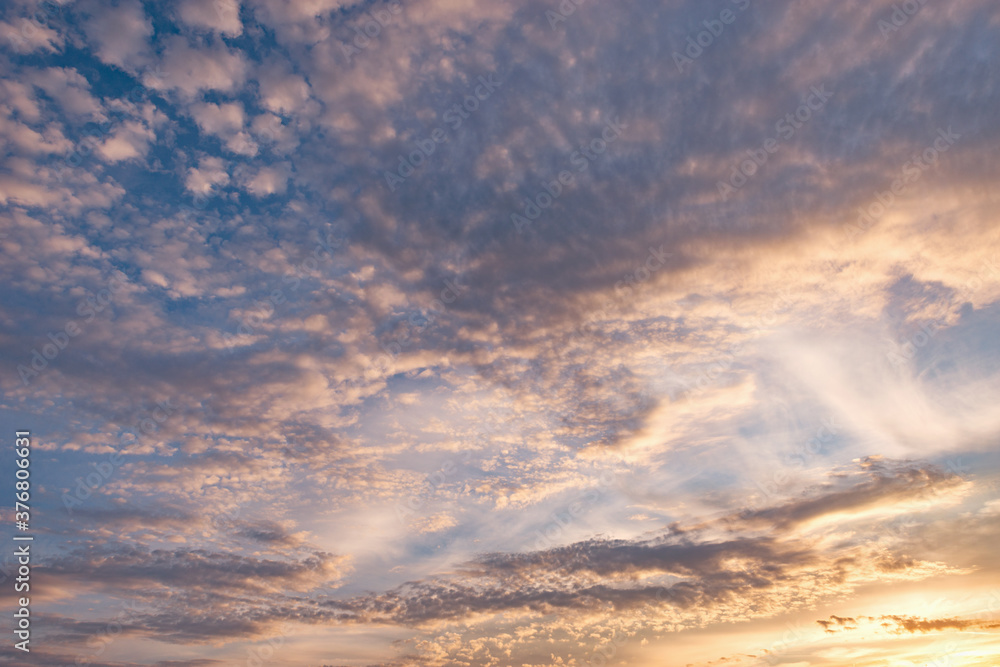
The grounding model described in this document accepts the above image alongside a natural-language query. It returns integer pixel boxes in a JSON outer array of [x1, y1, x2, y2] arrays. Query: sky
[[1, 0, 1000, 665]]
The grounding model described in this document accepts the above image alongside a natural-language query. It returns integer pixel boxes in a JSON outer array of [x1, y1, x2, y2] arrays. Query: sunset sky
[[1, 0, 1000, 666]]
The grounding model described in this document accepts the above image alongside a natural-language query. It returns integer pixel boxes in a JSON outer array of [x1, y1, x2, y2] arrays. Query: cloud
[[0, 14, 64, 54], [246, 0, 366, 45], [816, 614, 860, 633], [241, 162, 291, 196], [147, 36, 248, 98], [817, 613, 1000, 635], [880, 615, 1000, 634], [45, 546, 347, 593], [33, 543, 349, 644], [3, 0, 1000, 664], [736, 456, 971, 530], [409, 512, 459, 534], [95, 119, 156, 161], [82, 0, 153, 69], [257, 60, 315, 115], [184, 155, 230, 193], [190, 101, 245, 139], [28, 67, 104, 120], [320, 460, 967, 636], [230, 518, 310, 547], [177, 0, 243, 36]]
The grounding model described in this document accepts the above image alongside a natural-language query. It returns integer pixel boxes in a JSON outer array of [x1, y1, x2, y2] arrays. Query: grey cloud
[[43, 545, 346, 594], [320, 459, 963, 626], [735, 456, 966, 529]]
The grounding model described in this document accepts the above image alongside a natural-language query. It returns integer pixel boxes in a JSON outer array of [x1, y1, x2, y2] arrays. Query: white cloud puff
[[83, 0, 153, 69], [177, 0, 243, 36], [147, 36, 248, 98], [241, 163, 290, 197], [185, 155, 230, 194], [95, 119, 156, 162]]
